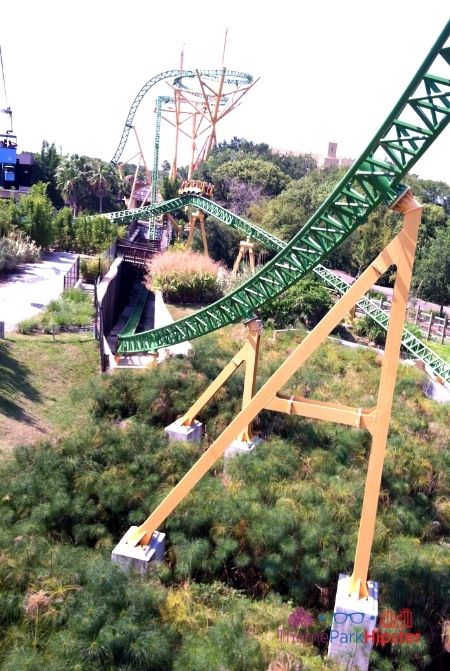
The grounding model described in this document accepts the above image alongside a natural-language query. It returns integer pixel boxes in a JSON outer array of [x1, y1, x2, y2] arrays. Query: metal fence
[[63, 256, 80, 290], [355, 297, 449, 344]]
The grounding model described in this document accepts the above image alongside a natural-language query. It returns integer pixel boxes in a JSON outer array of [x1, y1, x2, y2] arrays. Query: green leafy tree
[[0, 196, 19, 236], [73, 215, 121, 254], [413, 221, 450, 314], [214, 157, 290, 197], [32, 141, 64, 207], [271, 152, 317, 180], [406, 174, 450, 211], [259, 167, 344, 240], [52, 206, 74, 250], [161, 175, 180, 201], [17, 182, 54, 247], [258, 278, 333, 329]]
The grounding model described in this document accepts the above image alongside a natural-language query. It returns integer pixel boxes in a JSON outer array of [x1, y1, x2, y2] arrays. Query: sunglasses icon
[[333, 612, 365, 624]]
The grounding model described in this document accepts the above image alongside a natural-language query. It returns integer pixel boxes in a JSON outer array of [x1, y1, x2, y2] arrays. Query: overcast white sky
[[1, 1, 449, 182]]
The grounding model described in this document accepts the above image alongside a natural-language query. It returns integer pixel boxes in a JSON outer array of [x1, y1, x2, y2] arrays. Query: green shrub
[[42, 291, 93, 330], [17, 316, 41, 334], [354, 315, 387, 345], [404, 322, 424, 340], [80, 256, 110, 283], [258, 278, 333, 329], [147, 249, 224, 303], [17, 290, 92, 334], [73, 215, 120, 254]]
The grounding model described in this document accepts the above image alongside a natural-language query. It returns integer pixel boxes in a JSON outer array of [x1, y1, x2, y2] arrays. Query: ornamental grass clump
[[146, 249, 224, 303], [0, 231, 41, 273]]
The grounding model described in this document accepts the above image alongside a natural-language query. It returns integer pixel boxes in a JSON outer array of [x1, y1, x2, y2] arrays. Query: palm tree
[[86, 159, 117, 214], [55, 154, 90, 216]]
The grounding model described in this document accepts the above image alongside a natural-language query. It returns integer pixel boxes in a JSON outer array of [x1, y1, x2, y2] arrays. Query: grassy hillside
[[0, 325, 449, 669], [0, 333, 99, 452]]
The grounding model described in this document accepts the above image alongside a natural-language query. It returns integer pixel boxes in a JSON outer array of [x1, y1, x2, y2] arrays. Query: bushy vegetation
[[0, 326, 449, 668], [80, 256, 111, 283], [258, 279, 333, 329], [146, 249, 224, 303], [18, 288, 93, 333], [72, 216, 125, 254], [0, 184, 125, 255], [0, 230, 41, 273], [353, 315, 388, 346]]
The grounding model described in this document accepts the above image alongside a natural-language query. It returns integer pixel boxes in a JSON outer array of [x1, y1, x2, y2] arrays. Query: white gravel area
[[0, 251, 78, 331]]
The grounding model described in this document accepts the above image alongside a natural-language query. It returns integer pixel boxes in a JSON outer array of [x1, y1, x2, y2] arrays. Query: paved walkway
[[332, 269, 450, 316], [0, 252, 77, 331]]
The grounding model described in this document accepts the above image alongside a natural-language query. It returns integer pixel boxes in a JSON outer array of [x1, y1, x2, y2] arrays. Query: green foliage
[[147, 249, 224, 303], [353, 315, 387, 346], [259, 167, 345, 241], [42, 290, 93, 330], [161, 175, 181, 201], [0, 327, 449, 668], [0, 230, 41, 273], [214, 156, 290, 197], [258, 279, 333, 329], [193, 219, 242, 268], [55, 154, 122, 215], [73, 215, 119, 254], [52, 207, 74, 250], [404, 322, 423, 340], [17, 316, 41, 334], [413, 221, 450, 313], [18, 289, 93, 333], [16, 182, 55, 248], [196, 137, 317, 184], [32, 141, 64, 208], [0, 197, 19, 236], [80, 256, 111, 283]]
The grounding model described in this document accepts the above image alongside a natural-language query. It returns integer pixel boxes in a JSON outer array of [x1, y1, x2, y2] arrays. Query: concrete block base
[[164, 420, 203, 443], [111, 526, 165, 575], [327, 573, 378, 671], [224, 436, 263, 460]]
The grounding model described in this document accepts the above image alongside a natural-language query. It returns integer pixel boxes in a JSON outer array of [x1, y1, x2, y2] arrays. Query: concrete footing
[[224, 436, 263, 460], [164, 420, 203, 443], [327, 573, 378, 671], [111, 526, 165, 575]]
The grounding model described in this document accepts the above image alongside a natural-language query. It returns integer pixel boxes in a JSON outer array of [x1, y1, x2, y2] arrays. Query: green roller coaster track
[[112, 189, 450, 386], [111, 70, 253, 165], [115, 21, 450, 361]]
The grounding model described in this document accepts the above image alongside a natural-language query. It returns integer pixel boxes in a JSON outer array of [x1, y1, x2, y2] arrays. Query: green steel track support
[[116, 21, 450, 356]]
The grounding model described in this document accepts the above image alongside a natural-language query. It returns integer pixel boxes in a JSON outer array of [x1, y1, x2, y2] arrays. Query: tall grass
[[0, 231, 41, 273], [146, 249, 224, 303], [18, 289, 93, 333]]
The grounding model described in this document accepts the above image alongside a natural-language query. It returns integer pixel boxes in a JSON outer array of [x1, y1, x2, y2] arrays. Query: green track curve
[[116, 20, 450, 357], [112, 190, 450, 385]]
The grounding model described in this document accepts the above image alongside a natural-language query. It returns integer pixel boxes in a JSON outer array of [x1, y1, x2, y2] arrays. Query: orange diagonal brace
[[127, 228, 403, 546]]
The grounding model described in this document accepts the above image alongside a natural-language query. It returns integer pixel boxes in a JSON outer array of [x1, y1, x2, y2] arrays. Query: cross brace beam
[[127, 191, 422, 601]]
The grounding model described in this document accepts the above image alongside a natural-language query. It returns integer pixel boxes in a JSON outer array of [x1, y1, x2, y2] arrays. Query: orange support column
[[348, 189, 422, 599]]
